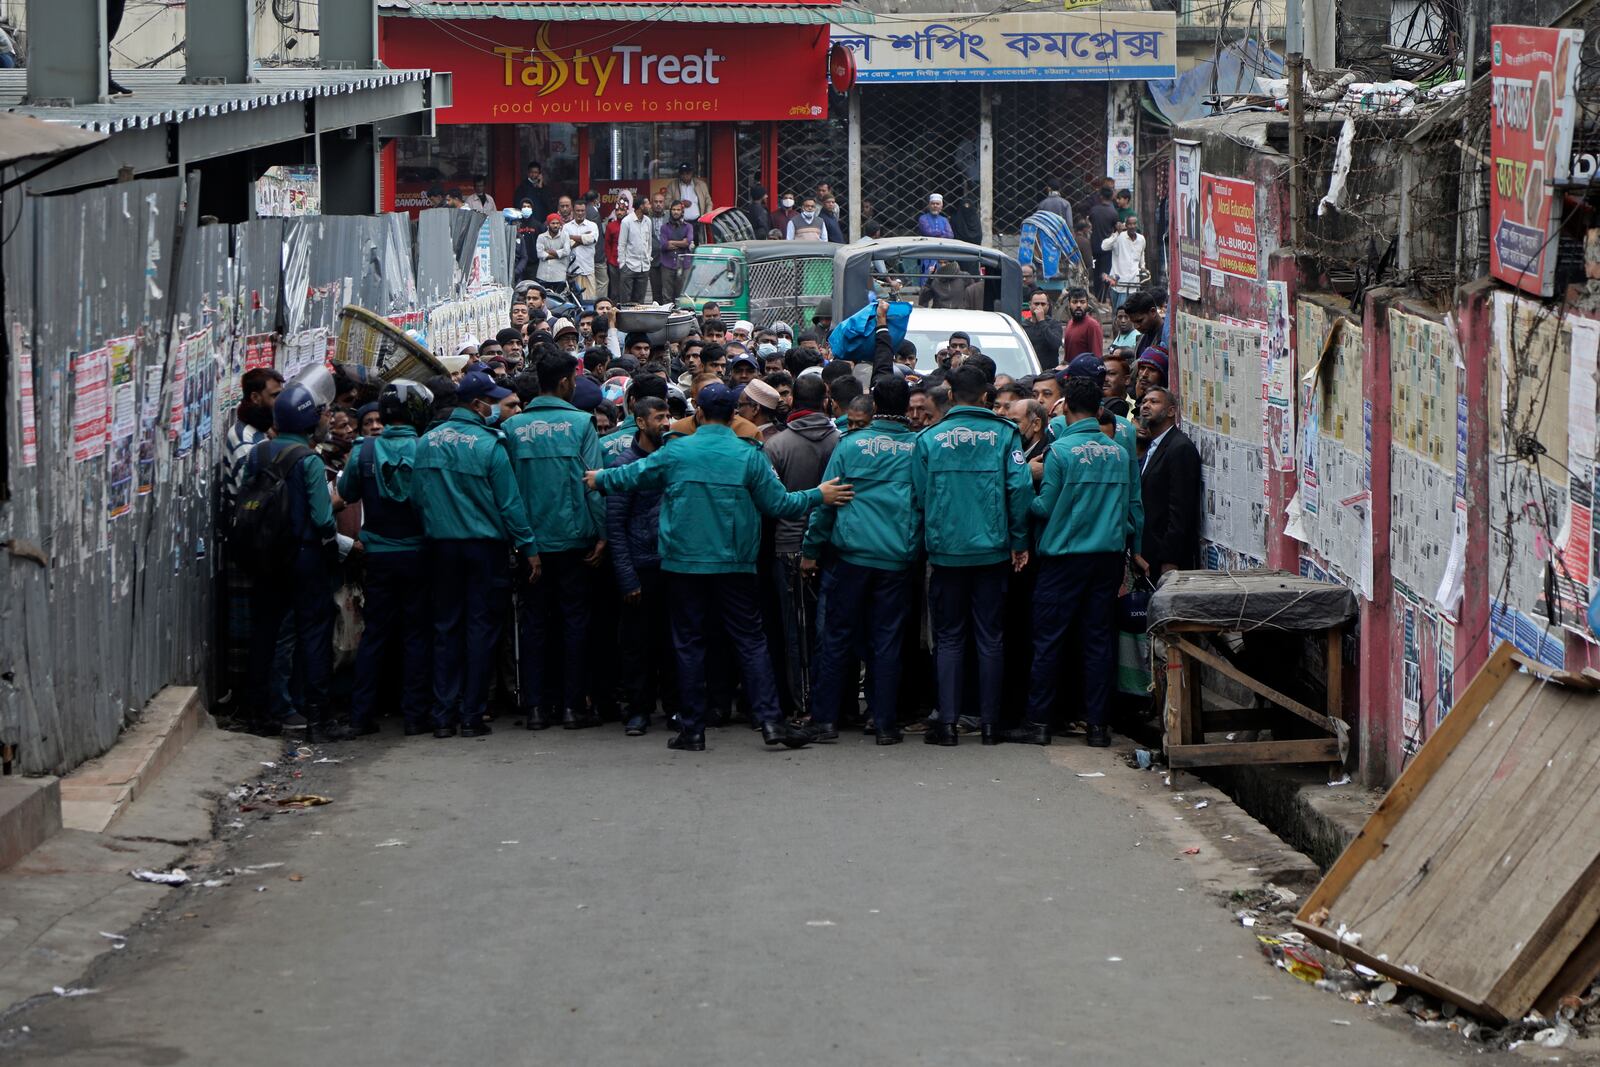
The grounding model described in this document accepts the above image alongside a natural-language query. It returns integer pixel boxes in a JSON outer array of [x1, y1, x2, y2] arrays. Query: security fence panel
[[993, 82, 1109, 238], [859, 84, 981, 239], [777, 114, 848, 211]]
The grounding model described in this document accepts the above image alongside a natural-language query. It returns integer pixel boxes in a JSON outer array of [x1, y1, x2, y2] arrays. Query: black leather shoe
[[460, 723, 493, 737], [761, 721, 810, 749], [1085, 724, 1112, 748], [403, 724, 429, 736], [322, 721, 379, 741], [667, 730, 705, 751], [433, 726, 457, 739], [524, 708, 549, 731], [798, 722, 839, 743], [923, 723, 958, 746], [980, 725, 1001, 746], [562, 707, 598, 730], [1004, 723, 1052, 746], [876, 730, 904, 746], [624, 714, 649, 736]]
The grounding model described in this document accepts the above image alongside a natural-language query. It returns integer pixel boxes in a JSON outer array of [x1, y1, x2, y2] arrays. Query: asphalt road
[[4, 725, 1502, 1066]]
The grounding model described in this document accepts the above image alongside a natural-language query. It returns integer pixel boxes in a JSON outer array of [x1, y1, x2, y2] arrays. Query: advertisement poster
[[1264, 280, 1295, 471], [170, 331, 192, 448], [72, 347, 110, 464], [243, 333, 276, 372], [13, 321, 36, 468], [1489, 24, 1584, 297], [1199, 173, 1259, 281], [1174, 140, 1202, 300], [106, 335, 138, 518], [137, 362, 163, 495]]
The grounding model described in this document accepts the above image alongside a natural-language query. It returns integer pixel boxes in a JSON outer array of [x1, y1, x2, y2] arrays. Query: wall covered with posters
[[0, 181, 515, 777]]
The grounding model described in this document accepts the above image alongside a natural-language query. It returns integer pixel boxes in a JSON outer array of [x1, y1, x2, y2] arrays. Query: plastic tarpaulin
[[1147, 41, 1284, 126], [1147, 570, 1358, 635]]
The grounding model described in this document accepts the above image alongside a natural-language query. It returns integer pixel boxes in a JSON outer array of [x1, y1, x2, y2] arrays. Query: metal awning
[[0, 112, 105, 165], [381, 1, 874, 23]]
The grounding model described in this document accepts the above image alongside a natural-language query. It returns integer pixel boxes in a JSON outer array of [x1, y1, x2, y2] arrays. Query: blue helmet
[[273, 382, 321, 435]]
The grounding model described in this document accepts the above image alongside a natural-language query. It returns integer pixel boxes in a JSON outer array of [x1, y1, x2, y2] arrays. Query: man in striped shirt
[[221, 368, 283, 727]]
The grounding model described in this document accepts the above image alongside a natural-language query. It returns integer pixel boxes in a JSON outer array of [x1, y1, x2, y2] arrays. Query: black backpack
[[232, 443, 312, 569]]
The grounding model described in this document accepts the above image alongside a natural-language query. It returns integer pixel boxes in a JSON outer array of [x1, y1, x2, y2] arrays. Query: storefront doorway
[[586, 122, 708, 214]]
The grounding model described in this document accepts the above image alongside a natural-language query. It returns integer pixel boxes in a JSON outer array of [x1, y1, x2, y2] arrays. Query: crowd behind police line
[[220, 286, 1201, 752]]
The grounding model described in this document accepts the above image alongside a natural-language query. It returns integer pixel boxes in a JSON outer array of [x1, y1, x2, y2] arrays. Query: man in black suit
[[1138, 386, 1201, 575]]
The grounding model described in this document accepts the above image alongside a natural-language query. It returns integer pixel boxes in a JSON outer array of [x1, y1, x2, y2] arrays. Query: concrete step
[[57, 686, 207, 833], [0, 776, 61, 870]]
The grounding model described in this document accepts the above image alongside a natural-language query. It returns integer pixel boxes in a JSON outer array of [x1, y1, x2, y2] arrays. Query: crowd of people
[[223, 270, 1200, 753]]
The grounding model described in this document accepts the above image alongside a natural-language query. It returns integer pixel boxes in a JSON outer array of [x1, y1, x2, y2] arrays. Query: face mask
[[780, 198, 795, 209], [800, 210, 816, 222], [776, 338, 791, 353], [521, 208, 532, 218]]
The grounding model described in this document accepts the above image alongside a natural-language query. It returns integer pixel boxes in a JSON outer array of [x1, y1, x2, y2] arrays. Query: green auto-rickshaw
[[676, 240, 844, 329]]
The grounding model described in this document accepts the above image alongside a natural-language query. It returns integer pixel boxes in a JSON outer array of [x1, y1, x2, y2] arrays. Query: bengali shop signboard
[[1199, 173, 1258, 281], [829, 11, 1177, 82], [1489, 24, 1583, 298], [380, 19, 829, 123]]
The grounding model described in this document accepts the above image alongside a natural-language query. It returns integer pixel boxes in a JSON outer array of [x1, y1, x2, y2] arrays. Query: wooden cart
[[1150, 571, 1354, 771]]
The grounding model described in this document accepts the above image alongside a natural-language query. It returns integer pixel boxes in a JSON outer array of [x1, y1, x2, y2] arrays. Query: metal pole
[[1455, 9, 1479, 280], [847, 87, 862, 241], [1286, 0, 1305, 248]]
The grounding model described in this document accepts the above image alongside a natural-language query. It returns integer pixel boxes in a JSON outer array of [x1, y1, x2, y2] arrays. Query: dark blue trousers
[[618, 565, 676, 720], [810, 560, 911, 733], [516, 549, 591, 714], [251, 544, 335, 726], [929, 562, 1009, 726], [667, 571, 783, 733], [430, 539, 511, 730], [1026, 552, 1122, 727], [350, 549, 430, 730]]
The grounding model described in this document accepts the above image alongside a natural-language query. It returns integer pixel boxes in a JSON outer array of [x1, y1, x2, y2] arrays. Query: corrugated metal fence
[[0, 183, 509, 776]]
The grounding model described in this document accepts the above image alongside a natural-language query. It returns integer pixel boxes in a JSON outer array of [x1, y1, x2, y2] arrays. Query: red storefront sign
[[1199, 173, 1258, 281], [381, 19, 830, 124], [1489, 24, 1583, 297]]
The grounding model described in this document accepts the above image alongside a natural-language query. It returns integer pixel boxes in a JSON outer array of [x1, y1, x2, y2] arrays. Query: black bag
[[232, 443, 311, 570]]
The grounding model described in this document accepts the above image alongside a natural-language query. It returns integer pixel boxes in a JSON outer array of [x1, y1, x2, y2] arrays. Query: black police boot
[[1085, 724, 1112, 748], [796, 721, 838, 743], [980, 724, 1002, 746], [923, 722, 958, 746], [433, 725, 457, 739], [761, 721, 811, 749], [624, 714, 650, 736], [1004, 722, 1052, 746], [875, 727, 904, 746], [321, 720, 379, 742], [667, 730, 705, 751], [524, 708, 549, 731], [460, 721, 493, 738], [562, 707, 598, 730]]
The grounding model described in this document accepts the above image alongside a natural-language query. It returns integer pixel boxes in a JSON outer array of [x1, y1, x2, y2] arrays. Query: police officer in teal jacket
[[414, 370, 542, 738], [586, 382, 854, 752], [331, 380, 433, 739], [1048, 354, 1144, 552], [801, 372, 921, 745], [502, 350, 607, 731], [598, 375, 668, 461], [912, 364, 1033, 747], [1007, 374, 1139, 749]]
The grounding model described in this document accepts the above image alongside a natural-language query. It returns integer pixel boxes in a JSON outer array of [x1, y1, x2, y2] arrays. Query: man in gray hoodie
[[763, 373, 840, 716]]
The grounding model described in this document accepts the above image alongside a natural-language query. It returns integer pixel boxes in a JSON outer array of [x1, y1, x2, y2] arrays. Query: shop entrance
[[585, 122, 708, 216]]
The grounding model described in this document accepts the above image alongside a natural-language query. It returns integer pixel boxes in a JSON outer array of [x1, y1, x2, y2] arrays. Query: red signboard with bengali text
[[381, 19, 830, 124], [1489, 24, 1583, 298]]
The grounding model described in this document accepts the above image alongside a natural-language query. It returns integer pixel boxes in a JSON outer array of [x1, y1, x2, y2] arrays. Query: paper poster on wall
[[170, 331, 192, 450], [106, 335, 138, 518], [72, 347, 110, 464], [1200, 173, 1258, 281], [1264, 280, 1294, 471], [13, 320, 36, 468], [137, 362, 163, 496], [1174, 141, 1202, 301]]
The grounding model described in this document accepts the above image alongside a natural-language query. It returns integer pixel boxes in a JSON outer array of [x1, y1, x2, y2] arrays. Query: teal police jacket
[[599, 414, 637, 461], [802, 418, 920, 571], [592, 422, 822, 574], [912, 405, 1033, 568], [1031, 416, 1138, 557], [502, 396, 607, 553], [1050, 410, 1144, 551], [336, 426, 423, 553], [412, 408, 539, 557]]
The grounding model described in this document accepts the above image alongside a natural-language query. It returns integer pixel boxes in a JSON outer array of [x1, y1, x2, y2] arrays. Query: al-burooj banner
[[1489, 23, 1583, 298]]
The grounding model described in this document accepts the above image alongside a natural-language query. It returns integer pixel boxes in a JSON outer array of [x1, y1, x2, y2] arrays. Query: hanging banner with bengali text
[[1200, 173, 1258, 282], [1489, 23, 1583, 298]]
